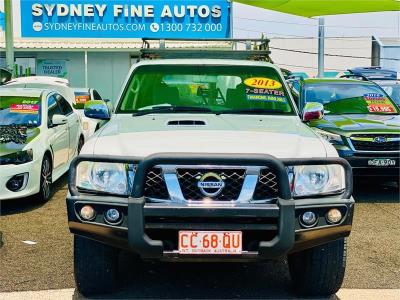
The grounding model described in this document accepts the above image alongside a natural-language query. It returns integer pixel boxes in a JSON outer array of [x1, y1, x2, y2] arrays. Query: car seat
[[153, 85, 180, 106]]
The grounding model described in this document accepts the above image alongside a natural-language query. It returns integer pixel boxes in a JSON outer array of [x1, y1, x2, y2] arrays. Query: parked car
[[3, 76, 94, 141], [347, 67, 400, 107], [0, 88, 84, 202], [67, 50, 354, 297], [290, 77, 400, 181], [73, 88, 109, 137]]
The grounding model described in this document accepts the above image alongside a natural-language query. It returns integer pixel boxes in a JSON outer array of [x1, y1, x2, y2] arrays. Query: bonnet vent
[[167, 120, 206, 126]]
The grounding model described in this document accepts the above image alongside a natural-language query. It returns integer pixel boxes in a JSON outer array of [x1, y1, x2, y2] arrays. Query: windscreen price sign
[[20, 0, 231, 38]]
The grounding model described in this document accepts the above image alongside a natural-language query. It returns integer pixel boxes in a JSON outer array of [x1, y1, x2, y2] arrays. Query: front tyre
[[74, 235, 119, 296], [37, 155, 53, 202], [288, 238, 346, 297]]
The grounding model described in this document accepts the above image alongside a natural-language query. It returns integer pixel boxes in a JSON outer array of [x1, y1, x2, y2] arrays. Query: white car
[[0, 88, 84, 201], [73, 88, 107, 137], [3, 76, 95, 142]]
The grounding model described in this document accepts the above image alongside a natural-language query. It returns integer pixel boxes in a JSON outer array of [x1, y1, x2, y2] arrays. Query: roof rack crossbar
[[138, 38, 272, 62]]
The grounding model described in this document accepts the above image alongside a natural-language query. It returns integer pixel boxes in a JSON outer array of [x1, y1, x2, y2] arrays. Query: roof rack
[[139, 38, 272, 62]]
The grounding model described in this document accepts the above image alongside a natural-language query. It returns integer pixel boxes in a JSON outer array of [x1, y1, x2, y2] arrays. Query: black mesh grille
[[144, 167, 169, 199], [253, 168, 279, 200], [351, 134, 400, 152], [176, 168, 246, 201]]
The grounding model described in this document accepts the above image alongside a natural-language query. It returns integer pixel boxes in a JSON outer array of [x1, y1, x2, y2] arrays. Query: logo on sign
[[373, 136, 387, 143], [197, 172, 225, 197]]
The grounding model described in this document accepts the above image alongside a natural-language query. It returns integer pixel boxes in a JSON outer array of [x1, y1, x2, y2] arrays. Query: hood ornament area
[[197, 172, 225, 197], [373, 136, 387, 143]]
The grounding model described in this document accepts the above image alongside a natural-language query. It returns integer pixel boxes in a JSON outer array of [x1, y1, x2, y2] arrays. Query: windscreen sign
[[20, 0, 231, 38]]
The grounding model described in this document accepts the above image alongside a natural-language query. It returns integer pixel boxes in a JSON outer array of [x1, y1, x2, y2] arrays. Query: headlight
[[289, 165, 345, 197], [313, 128, 344, 145], [76, 162, 135, 196], [0, 149, 33, 165]]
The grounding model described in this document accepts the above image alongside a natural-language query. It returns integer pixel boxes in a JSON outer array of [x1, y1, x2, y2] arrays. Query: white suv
[[3, 76, 97, 142], [67, 55, 354, 297]]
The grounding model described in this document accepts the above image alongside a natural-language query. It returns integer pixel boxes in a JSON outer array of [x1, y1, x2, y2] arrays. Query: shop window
[[15, 57, 36, 76]]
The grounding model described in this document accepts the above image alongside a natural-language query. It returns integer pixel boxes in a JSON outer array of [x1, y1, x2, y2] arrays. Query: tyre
[[74, 235, 119, 296], [37, 155, 53, 202], [288, 238, 346, 297]]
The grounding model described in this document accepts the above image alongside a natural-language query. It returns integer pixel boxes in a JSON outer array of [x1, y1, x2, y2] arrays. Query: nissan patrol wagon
[[66, 39, 354, 297]]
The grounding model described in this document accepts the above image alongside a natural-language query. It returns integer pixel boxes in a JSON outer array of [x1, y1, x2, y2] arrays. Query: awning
[[0, 39, 232, 51], [235, 0, 400, 17]]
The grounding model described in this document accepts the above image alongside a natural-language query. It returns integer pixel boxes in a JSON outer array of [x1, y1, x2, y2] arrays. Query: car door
[[47, 94, 69, 170], [56, 95, 80, 159]]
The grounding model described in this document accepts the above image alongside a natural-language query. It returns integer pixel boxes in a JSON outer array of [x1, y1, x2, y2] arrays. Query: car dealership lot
[[0, 177, 399, 298]]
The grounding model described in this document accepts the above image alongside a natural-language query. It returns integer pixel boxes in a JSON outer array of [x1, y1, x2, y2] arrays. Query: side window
[[56, 95, 73, 115], [92, 90, 102, 100], [47, 95, 62, 127]]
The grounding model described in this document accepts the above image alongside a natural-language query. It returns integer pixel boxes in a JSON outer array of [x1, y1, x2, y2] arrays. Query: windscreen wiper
[[132, 106, 213, 116], [216, 108, 286, 115]]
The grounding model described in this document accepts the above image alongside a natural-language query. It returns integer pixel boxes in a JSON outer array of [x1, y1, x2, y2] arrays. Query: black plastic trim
[[67, 153, 353, 259]]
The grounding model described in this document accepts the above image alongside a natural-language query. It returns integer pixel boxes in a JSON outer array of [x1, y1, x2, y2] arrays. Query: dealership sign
[[20, 0, 231, 38], [37, 59, 68, 78]]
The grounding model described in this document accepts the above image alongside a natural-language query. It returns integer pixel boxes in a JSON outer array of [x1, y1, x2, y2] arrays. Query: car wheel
[[77, 137, 84, 154], [38, 155, 53, 202], [288, 238, 346, 297], [74, 235, 119, 296]]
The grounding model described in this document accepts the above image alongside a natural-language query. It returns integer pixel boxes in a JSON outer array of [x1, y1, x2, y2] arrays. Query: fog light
[[80, 205, 96, 221], [6, 173, 28, 192], [326, 208, 342, 224], [104, 208, 122, 225], [300, 211, 317, 227]]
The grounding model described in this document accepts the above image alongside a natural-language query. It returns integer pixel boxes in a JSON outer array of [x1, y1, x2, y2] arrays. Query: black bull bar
[[68, 153, 353, 259]]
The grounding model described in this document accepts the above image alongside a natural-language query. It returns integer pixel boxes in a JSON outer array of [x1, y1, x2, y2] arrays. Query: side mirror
[[51, 114, 68, 126], [0, 68, 12, 85], [84, 100, 110, 120], [302, 102, 324, 122]]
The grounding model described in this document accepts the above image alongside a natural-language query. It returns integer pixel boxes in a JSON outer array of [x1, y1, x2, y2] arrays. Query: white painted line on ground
[[0, 289, 74, 300], [0, 289, 399, 300], [336, 289, 400, 300]]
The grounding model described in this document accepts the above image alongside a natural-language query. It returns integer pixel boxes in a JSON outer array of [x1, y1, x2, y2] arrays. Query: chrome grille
[[176, 168, 246, 201], [350, 134, 400, 152], [253, 168, 279, 200], [144, 167, 169, 199]]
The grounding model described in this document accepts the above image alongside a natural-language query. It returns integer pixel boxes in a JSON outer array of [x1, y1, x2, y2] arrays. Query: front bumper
[[67, 196, 354, 260], [339, 153, 400, 178], [67, 153, 354, 260], [0, 160, 41, 200]]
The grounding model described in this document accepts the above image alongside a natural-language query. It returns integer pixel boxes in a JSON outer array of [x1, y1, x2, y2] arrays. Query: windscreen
[[117, 65, 294, 114], [0, 96, 42, 127], [380, 83, 400, 106], [304, 82, 399, 115]]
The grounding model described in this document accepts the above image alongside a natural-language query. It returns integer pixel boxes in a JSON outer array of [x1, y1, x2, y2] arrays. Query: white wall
[[87, 52, 131, 102], [14, 51, 132, 101], [269, 37, 371, 76], [381, 47, 400, 72]]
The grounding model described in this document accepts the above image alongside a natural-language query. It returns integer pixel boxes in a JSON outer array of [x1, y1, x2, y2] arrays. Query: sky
[[233, 2, 400, 39]]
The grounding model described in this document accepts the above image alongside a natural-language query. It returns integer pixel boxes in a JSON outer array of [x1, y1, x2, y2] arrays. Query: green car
[[289, 78, 400, 181]]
